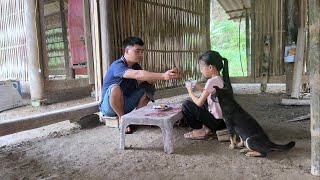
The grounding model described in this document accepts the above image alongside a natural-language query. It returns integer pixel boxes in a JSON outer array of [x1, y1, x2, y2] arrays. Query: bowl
[[185, 80, 197, 88]]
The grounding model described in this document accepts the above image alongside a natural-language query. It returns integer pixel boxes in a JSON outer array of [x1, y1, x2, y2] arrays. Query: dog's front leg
[[237, 136, 244, 148], [229, 134, 237, 149]]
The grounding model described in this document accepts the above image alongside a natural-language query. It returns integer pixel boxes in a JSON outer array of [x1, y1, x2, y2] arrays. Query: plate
[[152, 104, 172, 111]]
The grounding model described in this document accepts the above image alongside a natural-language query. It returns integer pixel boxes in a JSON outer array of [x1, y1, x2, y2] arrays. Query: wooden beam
[[309, 0, 320, 176], [24, 0, 45, 101], [0, 102, 99, 137], [44, 0, 67, 5], [38, 0, 49, 80], [226, 8, 250, 14], [45, 78, 92, 92]]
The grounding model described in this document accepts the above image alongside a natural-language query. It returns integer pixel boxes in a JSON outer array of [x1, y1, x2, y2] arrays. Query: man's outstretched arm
[[123, 67, 180, 81]]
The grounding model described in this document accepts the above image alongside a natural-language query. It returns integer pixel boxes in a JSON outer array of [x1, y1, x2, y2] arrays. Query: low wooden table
[[119, 104, 183, 154]]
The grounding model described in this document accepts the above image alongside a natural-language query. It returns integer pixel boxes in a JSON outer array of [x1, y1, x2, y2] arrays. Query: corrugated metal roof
[[217, 0, 251, 20], [44, 0, 68, 17]]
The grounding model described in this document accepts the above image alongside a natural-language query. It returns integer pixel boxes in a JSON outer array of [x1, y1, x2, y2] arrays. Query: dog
[[213, 86, 295, 157]]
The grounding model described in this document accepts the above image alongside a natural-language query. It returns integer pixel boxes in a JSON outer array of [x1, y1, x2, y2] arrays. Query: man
[[99, 37, 180, 133]]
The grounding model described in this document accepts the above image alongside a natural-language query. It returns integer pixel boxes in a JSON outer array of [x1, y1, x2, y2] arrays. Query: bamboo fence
[[0, 0, 28, 81], [109, 0, 209, 90]]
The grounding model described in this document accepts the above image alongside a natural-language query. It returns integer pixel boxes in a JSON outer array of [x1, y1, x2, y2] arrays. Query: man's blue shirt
[[101, 56, 142, 103]]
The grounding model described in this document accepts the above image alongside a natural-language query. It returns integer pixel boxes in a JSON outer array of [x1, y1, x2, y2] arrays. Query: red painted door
[[68, 0, 87, 75]]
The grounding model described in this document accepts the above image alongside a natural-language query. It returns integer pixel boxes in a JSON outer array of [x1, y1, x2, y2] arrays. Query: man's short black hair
[[122, 37, 144, 50]]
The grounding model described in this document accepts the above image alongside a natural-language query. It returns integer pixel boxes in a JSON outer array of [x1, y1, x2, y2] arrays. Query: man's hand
[[162, 67, 181, 80]]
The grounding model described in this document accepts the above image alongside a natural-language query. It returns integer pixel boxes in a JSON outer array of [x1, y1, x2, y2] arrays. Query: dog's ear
[[213, 86, 220, 90]]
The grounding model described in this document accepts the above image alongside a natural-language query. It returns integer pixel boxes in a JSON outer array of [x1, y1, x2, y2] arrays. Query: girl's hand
[[186, 83, 193, 92]]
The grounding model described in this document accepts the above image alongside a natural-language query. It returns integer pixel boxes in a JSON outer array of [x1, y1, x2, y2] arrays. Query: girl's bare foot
[[184, 128, 207, 140], [202, 125, 211, 135]]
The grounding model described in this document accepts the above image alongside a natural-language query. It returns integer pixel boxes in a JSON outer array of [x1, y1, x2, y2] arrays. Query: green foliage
[[210, 19, 248, 77]]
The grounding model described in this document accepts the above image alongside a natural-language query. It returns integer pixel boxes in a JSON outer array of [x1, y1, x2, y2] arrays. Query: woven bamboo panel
[[252, 0, 308, 78], [0, 0, 28, 81], [110, 0, 209, 89]]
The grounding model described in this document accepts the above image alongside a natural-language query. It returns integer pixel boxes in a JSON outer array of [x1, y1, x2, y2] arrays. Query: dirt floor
[[0, 85, 317, 180]]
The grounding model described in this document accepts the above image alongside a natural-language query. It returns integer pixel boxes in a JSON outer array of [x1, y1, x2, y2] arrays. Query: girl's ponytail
[[222, 58, 233, 95]]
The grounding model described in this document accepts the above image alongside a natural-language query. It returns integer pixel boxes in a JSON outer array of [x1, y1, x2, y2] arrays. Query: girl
[[182, 50, 233, 139]]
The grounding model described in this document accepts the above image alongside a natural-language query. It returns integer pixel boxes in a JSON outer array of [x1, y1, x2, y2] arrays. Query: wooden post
[[60, 0, 74, 79], [82, 0, 95, 84], [38, 0, 49, 80], [205, 0, 211, 50], [291, 28, 305, 98], [246, 9, 251, 77], [250, 0, 255, 82], [309, 0, 320, 176], [261, 35, 271, 92], [24, 0, 45, 103], [91, 0, 103, 101], [99, 0, 114, 77], [285, 0, 299, 95]]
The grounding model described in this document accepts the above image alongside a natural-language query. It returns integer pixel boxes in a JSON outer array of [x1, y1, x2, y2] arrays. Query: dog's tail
[[270, 141, 295, 151]]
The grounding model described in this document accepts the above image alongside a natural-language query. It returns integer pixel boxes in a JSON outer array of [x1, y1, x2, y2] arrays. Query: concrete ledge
[[281, 98, 310, 106], [0, 101, 99, 136]]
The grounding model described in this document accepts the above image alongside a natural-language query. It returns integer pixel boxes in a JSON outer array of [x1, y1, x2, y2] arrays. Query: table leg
[[162, 127, 174, 154], [119, 121, 126, 150]]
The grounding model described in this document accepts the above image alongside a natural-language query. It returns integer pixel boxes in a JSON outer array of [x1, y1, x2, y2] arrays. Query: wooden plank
[[287, 114, 310, 122], [0, 102, 99, 137], [309, 0, 320, 176], [60, 0, 73, 79], [82, 0, 95, 84], [291, 28, 306, 98]]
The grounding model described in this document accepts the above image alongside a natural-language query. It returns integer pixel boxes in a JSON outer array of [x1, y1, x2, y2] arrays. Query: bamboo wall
[[110, 0, 210, 89], [252, 0, 308, 79], [0, 0, 28, 81]]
